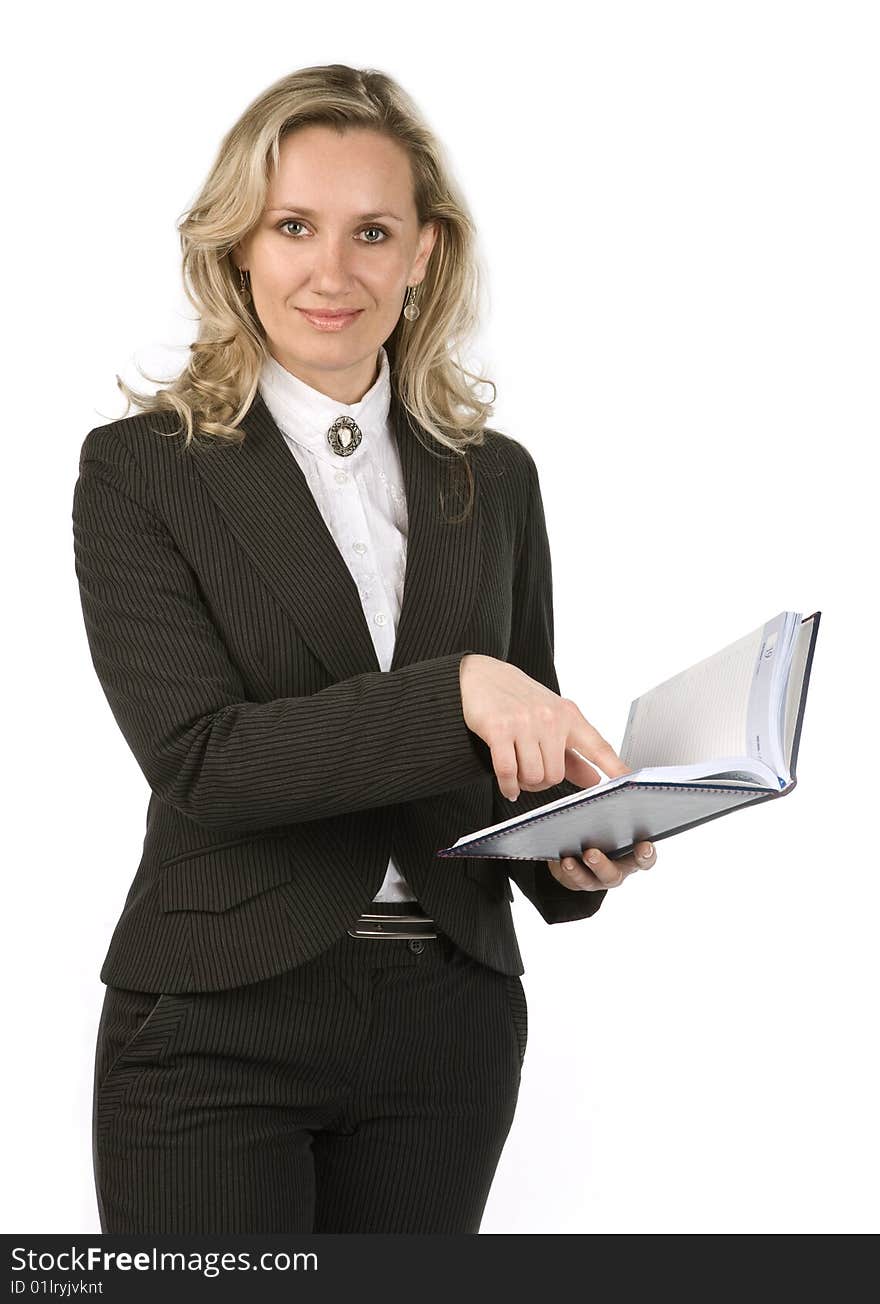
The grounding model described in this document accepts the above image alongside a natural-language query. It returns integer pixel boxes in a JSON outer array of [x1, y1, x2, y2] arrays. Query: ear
[[411, 219, 440, 281]]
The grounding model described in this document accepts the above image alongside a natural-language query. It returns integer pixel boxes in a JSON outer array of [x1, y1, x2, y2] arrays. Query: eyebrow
[[267, 205, 405, 223]]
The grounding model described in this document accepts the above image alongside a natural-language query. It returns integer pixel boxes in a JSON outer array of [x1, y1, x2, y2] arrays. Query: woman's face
[[236, 125, 438, 401]]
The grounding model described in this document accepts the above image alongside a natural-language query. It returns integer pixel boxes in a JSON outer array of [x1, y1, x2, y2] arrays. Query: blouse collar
[[258, 345, 392, 468]]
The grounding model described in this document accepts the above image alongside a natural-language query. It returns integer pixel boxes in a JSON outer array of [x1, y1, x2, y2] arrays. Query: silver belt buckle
[[346, 912, 439, 940]]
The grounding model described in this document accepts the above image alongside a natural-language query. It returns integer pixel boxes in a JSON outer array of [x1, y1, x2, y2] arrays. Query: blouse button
[[374, 612, 388, 627], [334, 470, 349, 484], [353, 541, 367, 555]]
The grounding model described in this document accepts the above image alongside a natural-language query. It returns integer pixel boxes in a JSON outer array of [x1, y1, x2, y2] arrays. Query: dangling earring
[[403, 284, 421, 321], [239, 267, 251, 300]]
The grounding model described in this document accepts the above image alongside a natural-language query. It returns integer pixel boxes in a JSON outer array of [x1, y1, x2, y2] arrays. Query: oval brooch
[[326, 415, 363, 457]]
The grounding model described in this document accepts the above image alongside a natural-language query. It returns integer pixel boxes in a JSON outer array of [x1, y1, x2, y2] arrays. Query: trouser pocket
[[95, 988, 164, 1096], [502, 974, 528, 1071], [94, 986, 189, 1099]]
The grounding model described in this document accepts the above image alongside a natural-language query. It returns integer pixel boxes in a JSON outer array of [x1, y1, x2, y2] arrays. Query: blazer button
[[408, 939, 425, 954]]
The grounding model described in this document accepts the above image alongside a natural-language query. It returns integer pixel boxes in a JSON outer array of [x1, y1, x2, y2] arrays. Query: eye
[[276, 220, 390, 244]]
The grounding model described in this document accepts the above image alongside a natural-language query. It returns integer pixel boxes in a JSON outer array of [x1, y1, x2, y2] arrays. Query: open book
[[437, 610, 821, 862]]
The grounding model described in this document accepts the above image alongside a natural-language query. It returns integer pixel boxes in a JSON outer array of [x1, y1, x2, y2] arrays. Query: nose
[[307, 233, 358, 293]]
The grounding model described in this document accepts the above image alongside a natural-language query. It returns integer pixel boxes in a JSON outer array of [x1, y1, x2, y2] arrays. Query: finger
[[569, 724, 632, 781], [578, 850, 633, 891], [546, 857, 607, 892], [611, 841, 657, 871], [563, 747, 605, 789], [490, 737, 520, 802], [515, 734, 549, 792], [521, 734, 570, 793], [579, 848, 636, 887], [634, 840, 656, 869]]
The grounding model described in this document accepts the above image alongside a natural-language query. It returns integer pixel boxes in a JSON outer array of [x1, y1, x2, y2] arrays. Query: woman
[[72, 63, 657, 1235]]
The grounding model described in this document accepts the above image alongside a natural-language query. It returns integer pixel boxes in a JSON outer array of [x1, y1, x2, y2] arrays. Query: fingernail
[[586, 850, 600, 865], [642, 843, 654, 858]]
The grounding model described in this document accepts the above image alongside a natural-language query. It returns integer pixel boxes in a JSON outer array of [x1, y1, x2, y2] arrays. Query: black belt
[[346, 911, 439, 940]]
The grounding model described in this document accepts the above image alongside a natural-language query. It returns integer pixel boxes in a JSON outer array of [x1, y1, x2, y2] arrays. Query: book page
[[746, 610, 792, 778], [781, 615, 816, 782], [620, 624, 766, 769]]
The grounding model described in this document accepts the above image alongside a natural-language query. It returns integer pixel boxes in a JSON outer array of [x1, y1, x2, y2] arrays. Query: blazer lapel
[[388, 393, 483, 672], [188, 384, 482, 685]]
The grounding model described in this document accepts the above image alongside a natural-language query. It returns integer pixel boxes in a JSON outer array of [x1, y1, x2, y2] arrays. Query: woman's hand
[[459, 653, 629, 801], [546, 840, 657, 891], [458, 654, 658, 891]]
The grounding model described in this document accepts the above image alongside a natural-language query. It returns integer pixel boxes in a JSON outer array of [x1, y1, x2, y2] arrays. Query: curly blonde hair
[[117, 63, 497, 473]]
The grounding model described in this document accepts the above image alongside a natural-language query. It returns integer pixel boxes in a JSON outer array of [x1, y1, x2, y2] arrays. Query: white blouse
[[257, 345, 418, 903]]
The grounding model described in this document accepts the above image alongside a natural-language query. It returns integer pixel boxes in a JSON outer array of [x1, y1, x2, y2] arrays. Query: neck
[[266, 348, 382, 404]]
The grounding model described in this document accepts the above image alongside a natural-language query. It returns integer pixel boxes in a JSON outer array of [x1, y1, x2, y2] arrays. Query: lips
[[298, 309, 362, 319], [297, 307, 364, 333]]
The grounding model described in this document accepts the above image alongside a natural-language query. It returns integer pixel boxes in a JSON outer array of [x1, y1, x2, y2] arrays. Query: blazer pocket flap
[[160, 836, 299, 913]]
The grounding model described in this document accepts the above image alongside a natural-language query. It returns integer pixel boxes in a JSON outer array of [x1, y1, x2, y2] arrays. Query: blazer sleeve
[[493, 444, 608, 924], [72, 433, 492, 834]]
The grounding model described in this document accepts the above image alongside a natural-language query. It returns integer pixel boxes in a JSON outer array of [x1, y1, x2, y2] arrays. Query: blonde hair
[[117, 63, 497, 476]]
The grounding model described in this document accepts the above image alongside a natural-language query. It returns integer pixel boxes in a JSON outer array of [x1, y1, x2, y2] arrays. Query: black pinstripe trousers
[[91, 902, 527, 1234]]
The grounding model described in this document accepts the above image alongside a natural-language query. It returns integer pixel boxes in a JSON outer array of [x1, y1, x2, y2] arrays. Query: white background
[[2, 0, 876, 1235]]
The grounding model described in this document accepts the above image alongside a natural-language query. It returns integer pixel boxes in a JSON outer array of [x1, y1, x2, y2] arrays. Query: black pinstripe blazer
[[72, 385, 606, 993]]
